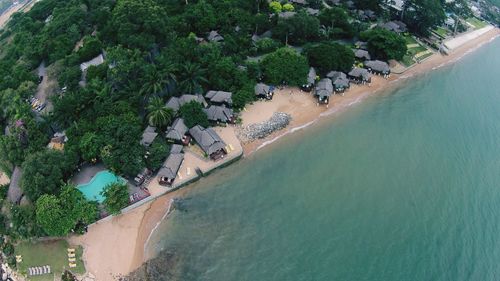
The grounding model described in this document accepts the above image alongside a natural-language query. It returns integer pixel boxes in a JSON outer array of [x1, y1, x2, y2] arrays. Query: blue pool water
[[77, 170, 124, 203]]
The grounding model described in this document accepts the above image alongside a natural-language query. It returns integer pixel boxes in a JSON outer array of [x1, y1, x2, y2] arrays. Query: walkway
[[444, 25, 495, 50]]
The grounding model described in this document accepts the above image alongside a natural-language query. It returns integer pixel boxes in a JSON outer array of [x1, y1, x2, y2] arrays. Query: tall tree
[[177, 63, 208, 94], [261, 47, 309, 86], [146, 97, 174, 128], [101, 182, 129, 215], [360, 28, 407, 60], [402, 0, 446, 36], [305, 43, 355, 75]]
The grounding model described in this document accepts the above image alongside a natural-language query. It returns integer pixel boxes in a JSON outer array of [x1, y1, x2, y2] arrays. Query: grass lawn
[[433, 27, 449, 38], [466, 17, 488, 29], [15, 240, 85, 281], [404, 35, 419, 45], [401, 55, 416, 67]]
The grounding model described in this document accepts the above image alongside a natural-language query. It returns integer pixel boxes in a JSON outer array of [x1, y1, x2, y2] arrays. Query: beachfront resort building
[[165, 95, 207, 112], [165, 118, 190, 145], [158, 145, 184, 186], [348, 68, 372, 84], [302, 67, 317, 92], [314, 78, 334, 105], [203, 105, 235, 124], [354, 49, 371, 61], [255, 83, 274, 100], [364, 60, 391, 77], [189, 125, 227, 160], [326, 71, 350, 94], [379, 21, 408, 34], [140, 126, 158, 147], [205, 90, 233, 107], [207, 30, 224, 43]]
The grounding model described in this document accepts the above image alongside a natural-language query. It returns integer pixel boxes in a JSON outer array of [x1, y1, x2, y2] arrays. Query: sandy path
[[73, 27, 499, 280], [0, 172, 9, 185]]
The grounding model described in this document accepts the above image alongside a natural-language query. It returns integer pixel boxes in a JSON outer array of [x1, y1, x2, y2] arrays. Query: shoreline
[[72, 27, 500, 281]]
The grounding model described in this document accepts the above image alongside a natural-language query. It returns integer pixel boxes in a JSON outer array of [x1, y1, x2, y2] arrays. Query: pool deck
[[71, 163, 106, 186]]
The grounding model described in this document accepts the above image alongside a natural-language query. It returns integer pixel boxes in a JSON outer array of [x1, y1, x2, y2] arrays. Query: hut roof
[[207, 31, 224, 42], [315, 78, 334, 98], [80, 54, 104, 72], [255, 83, 272, 96], [166, 118, 188, 141], [348, 67, 372, 81], [203, 105, 234, 123], [354, 49, 371, 60], [189, 125, 226, 156], [205, 91, 233, 106], [170, 144, 183, 154], [326, 71, 350, 89], [158, 153, 184, 180], [306, 8, 320, 16], [307, 67, 317, 85], [365, 60, 390, 74], [165, 95, 207, 111], [140, 126, 158, 147], [7, 167, 23, 204], [278, 11, 296, 19]]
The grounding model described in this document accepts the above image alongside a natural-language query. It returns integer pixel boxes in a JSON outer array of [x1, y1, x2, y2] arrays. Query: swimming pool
[[77, 170, 126, 203]]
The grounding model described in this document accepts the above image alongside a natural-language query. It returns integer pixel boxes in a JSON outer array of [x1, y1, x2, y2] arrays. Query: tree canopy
[[179, 101, 210, 128], [305, 43, 355, 75], [101, 182, 129, 215], [403, 0, 446, 36], [261, 47, 309, 86], [360, 28, 407, 61]]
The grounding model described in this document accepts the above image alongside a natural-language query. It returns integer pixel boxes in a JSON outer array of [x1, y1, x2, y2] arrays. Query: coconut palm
[[177, 62, 208, 94], [146, 97, 174, 128], [140, 64, 177, 102]]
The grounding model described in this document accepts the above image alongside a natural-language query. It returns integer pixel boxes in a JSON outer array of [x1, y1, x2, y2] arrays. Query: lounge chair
[[68, 258, 76, 262], [46, 265, 51, 274], [28, 268, 33, 275], [69, 263, 77, 268], [67, 248, 75, 252], [68, 253, 76, 258]]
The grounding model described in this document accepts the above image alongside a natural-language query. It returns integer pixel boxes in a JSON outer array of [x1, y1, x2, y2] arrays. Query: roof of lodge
[[140, 126, 158, 147], [364, 60, 390, 74], [207, 30, 224, 42], [307, 67, 317, 85], [205, 90, 233, 105], [166, 118, 188, 141], [203, 105, 234, 123], [80, 54, 104, 72], [189, 125, 226, 156], [326, 71, 350, 89], [315, 78, 333, 98], [158, 153, 184, 180], [348, 67, 372, 81], [165, 95, 207, 111], [278, 11, 297, 19], [354, 49, 371, 60], [255, 83, 272, 96]]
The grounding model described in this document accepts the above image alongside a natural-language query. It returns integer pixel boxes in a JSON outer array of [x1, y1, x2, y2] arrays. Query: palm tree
[[177, 62, 208, 94], [146, 97, 174, 128], [140, 63, 178, 101]]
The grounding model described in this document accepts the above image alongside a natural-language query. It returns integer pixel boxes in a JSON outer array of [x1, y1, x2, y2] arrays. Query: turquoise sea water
[[144, 37, 500, 281], [77, 170, 123, 203]]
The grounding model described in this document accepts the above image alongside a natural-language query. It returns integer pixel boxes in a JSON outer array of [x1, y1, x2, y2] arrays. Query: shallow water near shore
[[144, 38, 500, 281]]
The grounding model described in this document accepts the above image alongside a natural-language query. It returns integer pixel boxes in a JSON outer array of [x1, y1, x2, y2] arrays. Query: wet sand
[[73, 27, 499, 281]]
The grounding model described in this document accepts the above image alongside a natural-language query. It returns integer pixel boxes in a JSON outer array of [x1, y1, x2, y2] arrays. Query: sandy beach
[[70, 27, 499, 281]]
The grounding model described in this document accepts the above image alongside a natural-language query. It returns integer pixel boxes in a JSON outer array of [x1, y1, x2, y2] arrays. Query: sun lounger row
[[28, 265, 51, 276]]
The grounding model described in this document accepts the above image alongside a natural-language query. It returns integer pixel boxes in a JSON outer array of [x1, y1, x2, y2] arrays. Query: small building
[[379, 21, 407, 33], [165, 95, 207, 112], [47, 132, 68, 151], [364, 60, 391, 76], [278, 11, 297, 19], [157, 152, 184, 187], [306, 8, 320, 16], [326, 71, 350, 94], [301, 67, 317, 92], [314, 78, 333, 105], [189, 125, 227, 160], [80, 54, 104, 72], [165, 118, 190, 145], [205, 90, 233, 107], [7, 167, 23, 204], [290, 0, 307, 5], [354, 49, 371, 61], [255, 83, 274, 100], [348, 68, 372, 84], [355, 41, 368, 49], [207, 31, 224, 43], [204, 105, 235, 124], [140, 126, 158, 147], [251, 30, 273, 44]]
